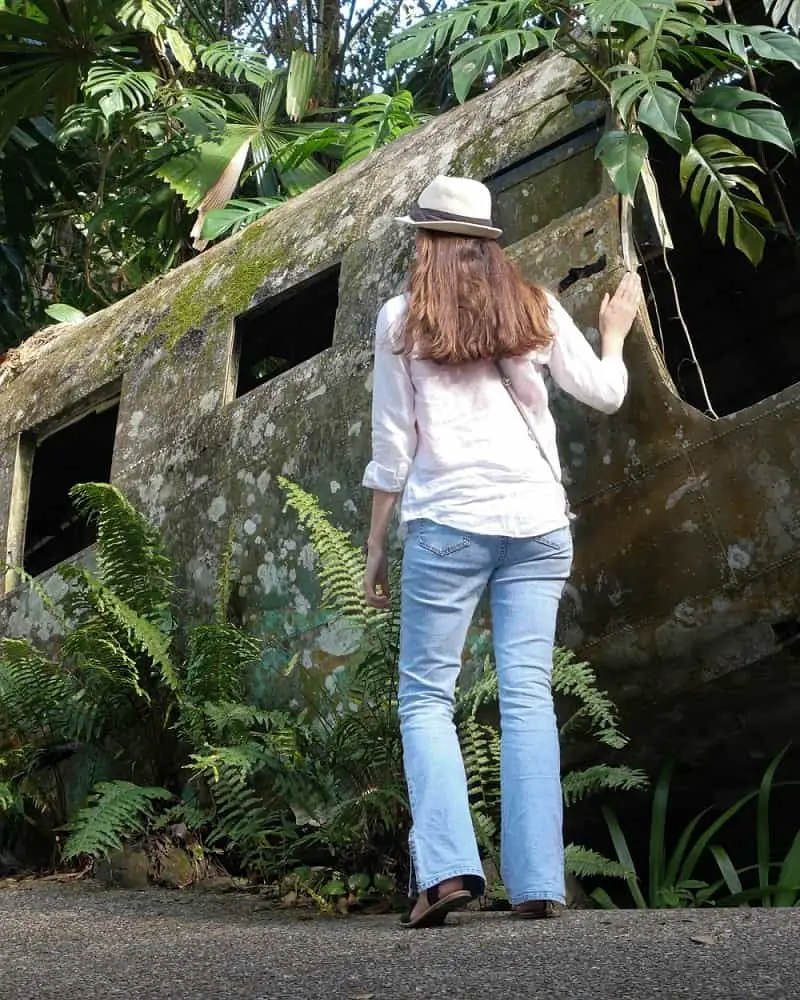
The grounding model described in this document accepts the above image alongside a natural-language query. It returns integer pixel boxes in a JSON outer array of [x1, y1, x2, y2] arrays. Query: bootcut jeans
[[398, 517, 573, 905]]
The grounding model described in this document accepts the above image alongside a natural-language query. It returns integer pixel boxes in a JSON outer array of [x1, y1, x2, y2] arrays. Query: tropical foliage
[[388, 0, 800, 264], [1, 0, 797, 342], [0, 0, 428, 346], [591, 747, 800, 908], [1, 478, 644, 899]]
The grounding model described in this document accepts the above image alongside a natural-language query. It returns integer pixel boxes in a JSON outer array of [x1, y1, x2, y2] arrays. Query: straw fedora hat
[[396, 175, 503, 240]]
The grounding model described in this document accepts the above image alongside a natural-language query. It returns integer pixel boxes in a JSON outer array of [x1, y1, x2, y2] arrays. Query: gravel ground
[[1, 880, 798, 1000]]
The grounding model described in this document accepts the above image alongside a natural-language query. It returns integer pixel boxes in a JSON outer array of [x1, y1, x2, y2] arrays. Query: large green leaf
[[450, 28, 555, 103], [595, 129, 649, 196], [703, 23, 800, 66], [198, 40, 272, 87], [85, 63, 160, 118], [341, 90, 426, 167], [625, 8, 706, 71], [45, 303, 87, 324], [118, 0, 175, 33], [608, 66, 682, 125], [679, 135, 771, 265], [637, 85, 682, 139], [155, 126, 256, 210], [585, 0, 675, 34], [691, 86, 794, 153], [387, 0, 545, 71], [164, 26, 195, 73], [200, 197, 284, 241]]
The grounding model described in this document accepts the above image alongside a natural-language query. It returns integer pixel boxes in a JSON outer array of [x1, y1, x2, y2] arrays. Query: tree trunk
[[315, 0, 341, 109]]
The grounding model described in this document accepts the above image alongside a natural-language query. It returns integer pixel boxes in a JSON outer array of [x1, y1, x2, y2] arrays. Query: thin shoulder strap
[[493, 360, 563, 487]]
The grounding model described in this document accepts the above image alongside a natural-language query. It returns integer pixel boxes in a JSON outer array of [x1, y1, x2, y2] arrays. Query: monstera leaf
[[679, 135, 773, 265]]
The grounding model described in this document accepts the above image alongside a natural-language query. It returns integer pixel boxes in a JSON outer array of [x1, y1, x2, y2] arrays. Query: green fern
[[200, 763, 284, 874], [0, 639, 73, 740], [553, 646, 628, 749], [70, 483, 174, 629], [565, 844, 632, 880], [63, 568, 180, 695], [562, 764, 649, 807], [458, 654, 499, 720], [61, 781, 173, 862], [279, 477, 371, 625], [185, 625, 260, 706], [0, 779, 15, 813], [460, 717, 501, 820]]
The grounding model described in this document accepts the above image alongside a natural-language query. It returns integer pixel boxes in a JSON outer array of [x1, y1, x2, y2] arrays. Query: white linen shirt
[[362, 292, 628, 537]]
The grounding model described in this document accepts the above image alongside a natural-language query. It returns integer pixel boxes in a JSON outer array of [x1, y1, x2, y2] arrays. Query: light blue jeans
[[399, 518, 573, 905]]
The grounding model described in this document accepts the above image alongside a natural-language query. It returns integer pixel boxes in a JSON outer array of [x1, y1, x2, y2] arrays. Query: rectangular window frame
[[4, 382, 121, 593], [231, 263, 341, 401]]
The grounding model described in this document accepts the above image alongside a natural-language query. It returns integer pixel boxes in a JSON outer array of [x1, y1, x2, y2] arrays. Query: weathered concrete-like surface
[[1, 882, 798, 1000]]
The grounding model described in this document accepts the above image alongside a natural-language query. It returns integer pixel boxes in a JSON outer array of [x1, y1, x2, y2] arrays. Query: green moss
[[134, 235, 292, 363], [452, 134, 499, 179], [156, 267, 212, 349]]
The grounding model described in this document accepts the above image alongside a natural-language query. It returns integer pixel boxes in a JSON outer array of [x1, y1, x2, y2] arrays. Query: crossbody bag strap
[[494, 360, 575, 520]]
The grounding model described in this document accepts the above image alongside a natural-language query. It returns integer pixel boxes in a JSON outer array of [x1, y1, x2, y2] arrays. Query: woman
[[362, 175, 641, 929]]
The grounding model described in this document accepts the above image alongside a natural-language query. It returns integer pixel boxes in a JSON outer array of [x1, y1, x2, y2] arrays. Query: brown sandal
[[400, 885, 472, 929]]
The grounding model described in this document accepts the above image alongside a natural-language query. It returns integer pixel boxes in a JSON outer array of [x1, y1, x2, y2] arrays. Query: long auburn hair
[[400, 230, 553, 363]]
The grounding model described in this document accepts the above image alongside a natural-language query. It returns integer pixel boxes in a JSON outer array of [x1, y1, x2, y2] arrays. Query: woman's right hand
[[599, 271, 642, 346], [364, 544, 390, 609]]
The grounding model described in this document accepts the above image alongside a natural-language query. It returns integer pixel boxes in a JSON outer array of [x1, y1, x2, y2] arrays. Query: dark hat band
[[409, 204, 497, 229]]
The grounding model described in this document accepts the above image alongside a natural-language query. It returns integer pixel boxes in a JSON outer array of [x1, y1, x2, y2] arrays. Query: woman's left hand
[[599, 271, 642, 344], [364, 545, 390, 608]]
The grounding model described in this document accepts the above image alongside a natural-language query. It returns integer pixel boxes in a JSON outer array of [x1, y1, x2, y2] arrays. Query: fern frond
[[565, 843, 633, 879], [69, 484, 174, 629], [278, 478, 370, 625], [0, 780, 16, 813], [561, 765, 650, 806], [457, 655, 499, 720], [553, 647, 628, 749], [470, 806, 499, 860], [63, 620, 148, 703], [460, 717, 501, 818], [0, 639, 73, 741], [62, 567, 179, 694], [186, 625, 260, 706], [61, 781, 173, 861], [188, 742, 270, 783], [201, 764, 279, 871]]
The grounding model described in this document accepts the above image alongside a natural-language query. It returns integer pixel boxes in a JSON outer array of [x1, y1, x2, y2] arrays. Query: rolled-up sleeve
[[545, 293, 628, 414], [362, 302, 417, 492]]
